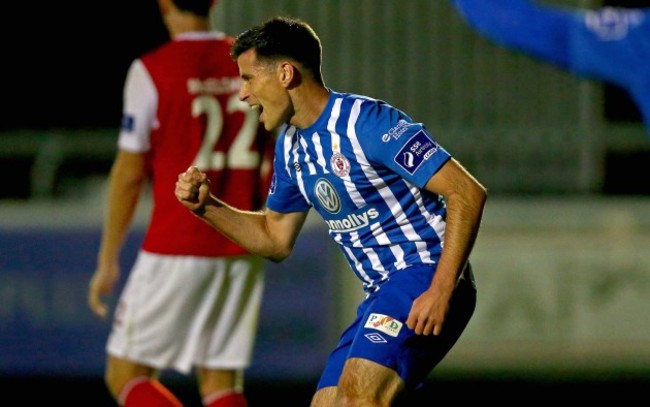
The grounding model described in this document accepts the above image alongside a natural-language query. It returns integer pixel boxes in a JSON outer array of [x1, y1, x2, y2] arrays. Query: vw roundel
[[314, 178, 341, 214]]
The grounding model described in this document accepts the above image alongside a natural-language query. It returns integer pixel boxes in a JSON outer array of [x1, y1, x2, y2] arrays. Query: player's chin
[[260, 113, 277, 131]]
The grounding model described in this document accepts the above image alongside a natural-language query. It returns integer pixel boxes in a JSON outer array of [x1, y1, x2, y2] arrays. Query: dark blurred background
[[2, 1, 650, 405], [1, 1, 168, 131]]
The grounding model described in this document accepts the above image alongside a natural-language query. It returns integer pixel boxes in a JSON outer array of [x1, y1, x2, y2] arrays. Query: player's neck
[[290, 85, 330, 129], [168, 15, 210, 37]]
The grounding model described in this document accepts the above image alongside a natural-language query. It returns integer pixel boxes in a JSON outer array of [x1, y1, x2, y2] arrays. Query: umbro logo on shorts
[[364, 333, 387, 343]]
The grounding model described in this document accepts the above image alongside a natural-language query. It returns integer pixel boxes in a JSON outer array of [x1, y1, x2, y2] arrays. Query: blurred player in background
[[451, 0, 650, 135], [87, 0, 274, 406], [176, 16, 487, 406]]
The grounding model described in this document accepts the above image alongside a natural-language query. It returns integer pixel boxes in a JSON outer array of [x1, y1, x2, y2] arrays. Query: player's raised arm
[[176, 166, 308, 262]]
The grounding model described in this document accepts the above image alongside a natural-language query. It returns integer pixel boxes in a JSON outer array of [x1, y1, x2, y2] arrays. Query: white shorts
[[106, 251, 264, 374]]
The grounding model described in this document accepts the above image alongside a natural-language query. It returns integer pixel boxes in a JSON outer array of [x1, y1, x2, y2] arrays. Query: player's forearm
[[196, 194, 290, 262], [432, 180, 486, 291], [99, 181, 141, 263]]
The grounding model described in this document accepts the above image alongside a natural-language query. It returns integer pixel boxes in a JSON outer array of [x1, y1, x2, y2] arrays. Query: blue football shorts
[[317, 263, 476, 391]]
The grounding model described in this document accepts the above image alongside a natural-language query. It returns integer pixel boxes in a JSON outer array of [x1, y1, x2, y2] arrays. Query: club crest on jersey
[[330, 153, 351, 177], [394, 130, 438, 175], [315, 178, 341, 214], [364, 313, 403, 337]]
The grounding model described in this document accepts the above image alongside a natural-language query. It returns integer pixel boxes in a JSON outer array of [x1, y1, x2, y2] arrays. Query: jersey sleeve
[[265, 129, 312, 213], [386, 126, 451, 189], [117, 59, 158, 153], [357, 101, 451, 189]]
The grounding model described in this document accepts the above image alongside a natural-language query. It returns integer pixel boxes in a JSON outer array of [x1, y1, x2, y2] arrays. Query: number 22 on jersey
[[191, 93, 260, 171]]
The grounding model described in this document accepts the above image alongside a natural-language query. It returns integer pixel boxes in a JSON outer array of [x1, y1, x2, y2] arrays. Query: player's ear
[[278, 61, 299, 88]]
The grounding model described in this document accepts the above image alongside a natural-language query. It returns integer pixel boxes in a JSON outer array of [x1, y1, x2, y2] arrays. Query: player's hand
[[88, 263, 120, 318], [175, 166, 210, 214], [406, 284, 451, 336]]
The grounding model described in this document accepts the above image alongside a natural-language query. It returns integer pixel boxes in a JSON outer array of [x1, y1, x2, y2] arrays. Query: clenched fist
[[175, 166, 210, 215]]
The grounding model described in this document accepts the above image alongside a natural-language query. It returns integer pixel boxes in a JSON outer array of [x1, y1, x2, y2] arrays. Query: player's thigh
[[338, 357, 404, 404], [311, 386, 337, 407]]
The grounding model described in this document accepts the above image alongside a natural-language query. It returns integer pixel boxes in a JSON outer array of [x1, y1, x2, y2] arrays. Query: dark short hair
[[172, 0, 214, 17], [231, 16, 324, 84]]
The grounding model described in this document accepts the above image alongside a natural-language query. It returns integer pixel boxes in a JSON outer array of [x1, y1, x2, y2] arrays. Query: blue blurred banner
[[0, 226, 337, 381]]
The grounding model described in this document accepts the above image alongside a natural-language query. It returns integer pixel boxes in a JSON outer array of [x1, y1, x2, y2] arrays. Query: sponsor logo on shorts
[[364, 333, 387, 343], [364, 313, 403, 337]]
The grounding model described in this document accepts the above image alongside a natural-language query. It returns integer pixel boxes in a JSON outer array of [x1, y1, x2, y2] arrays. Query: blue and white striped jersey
[[266, 90, 452, 293]]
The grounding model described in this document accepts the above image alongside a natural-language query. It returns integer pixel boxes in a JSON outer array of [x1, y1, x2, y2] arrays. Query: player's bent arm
[[175, 166, 308, 262], [199, 200, 308, 262], [425, 158, 487, 293], [406, 158, 487, 335]]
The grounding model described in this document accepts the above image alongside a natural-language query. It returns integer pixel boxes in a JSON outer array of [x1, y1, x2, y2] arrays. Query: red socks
[[203, 390, 248, 407], [119, 377, 247, 407], [120, 377, 183, 407]]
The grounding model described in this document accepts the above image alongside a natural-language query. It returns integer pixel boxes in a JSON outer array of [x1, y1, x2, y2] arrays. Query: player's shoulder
[[342, 91, 409, 132], [328, 91, 417, 153], [334, 90, 382, 105], [333, 91, 401, 118]]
